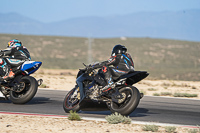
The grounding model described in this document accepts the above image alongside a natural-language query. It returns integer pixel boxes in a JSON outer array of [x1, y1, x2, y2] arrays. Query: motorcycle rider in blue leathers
[[91, 44, 134, 95], [0, 39, 31, 82]]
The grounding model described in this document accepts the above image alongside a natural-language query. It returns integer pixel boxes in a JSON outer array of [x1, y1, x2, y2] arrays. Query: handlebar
[[82, 63, 96, 75], [83, 63, 87, 67]]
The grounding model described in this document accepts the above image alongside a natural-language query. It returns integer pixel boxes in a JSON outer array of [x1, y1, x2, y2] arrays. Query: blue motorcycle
[[0, 59, 42, 104]]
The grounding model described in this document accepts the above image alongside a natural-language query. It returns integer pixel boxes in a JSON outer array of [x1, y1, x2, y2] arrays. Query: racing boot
[[100, 77, 115, 96], [101, 82, 115, 93], [99, 66, 115, 96], [0, 69, 15, 82]]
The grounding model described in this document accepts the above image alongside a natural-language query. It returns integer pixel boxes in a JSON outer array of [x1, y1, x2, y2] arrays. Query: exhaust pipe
[[37, 79, 43, 86]]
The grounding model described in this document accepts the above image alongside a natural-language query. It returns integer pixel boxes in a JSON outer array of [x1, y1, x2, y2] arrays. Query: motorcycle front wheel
[[10, 76, 38, 104], [63, 87, 81, 113], [109, 86, 140, 116]]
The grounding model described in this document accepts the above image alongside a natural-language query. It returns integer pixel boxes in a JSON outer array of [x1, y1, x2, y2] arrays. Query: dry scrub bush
[[142, 125, 159, 132], [105, 112, 131, 124], [165, 126, 176, 133], [68, 110, 81, 121]]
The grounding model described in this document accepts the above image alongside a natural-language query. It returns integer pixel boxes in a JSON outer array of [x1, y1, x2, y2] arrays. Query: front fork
[[76, 73, 93, 102]]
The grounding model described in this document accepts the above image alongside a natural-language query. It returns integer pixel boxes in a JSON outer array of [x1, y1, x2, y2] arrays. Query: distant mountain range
[[0, 9, 200, 41]]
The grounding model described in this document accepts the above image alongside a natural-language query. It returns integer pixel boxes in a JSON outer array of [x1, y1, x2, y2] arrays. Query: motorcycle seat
[[114, 71, 149, 85]]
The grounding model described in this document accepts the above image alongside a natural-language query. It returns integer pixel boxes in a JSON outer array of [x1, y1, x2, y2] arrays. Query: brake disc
[[13, 82, 26, 93]]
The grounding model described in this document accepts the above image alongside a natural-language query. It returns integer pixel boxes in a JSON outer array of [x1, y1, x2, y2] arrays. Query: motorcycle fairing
[[117, 71, 149, 85], [6, 58, 24, 66], [21, 61, 42, 75]]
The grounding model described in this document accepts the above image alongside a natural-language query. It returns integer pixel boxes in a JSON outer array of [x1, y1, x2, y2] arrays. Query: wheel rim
[[65, 90, 80, 109], [14, 82, 25, 93], [118, 92, 126, 104], [112, 87, 132, 109], [11, 78, 31, 98]]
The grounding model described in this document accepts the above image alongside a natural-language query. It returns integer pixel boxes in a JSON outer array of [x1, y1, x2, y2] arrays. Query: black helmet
[[111, 44, 127, 56]]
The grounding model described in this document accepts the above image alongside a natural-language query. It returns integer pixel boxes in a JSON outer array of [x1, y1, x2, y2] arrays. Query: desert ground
[[1, 114, 199, 133], [0, 69, 200, 133]]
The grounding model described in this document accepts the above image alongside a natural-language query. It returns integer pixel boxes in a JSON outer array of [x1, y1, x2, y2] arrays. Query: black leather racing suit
[[92, 53, 134, 84]]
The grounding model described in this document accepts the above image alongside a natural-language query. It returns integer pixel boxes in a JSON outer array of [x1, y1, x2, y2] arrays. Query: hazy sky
[[0, 0, 200, 23]]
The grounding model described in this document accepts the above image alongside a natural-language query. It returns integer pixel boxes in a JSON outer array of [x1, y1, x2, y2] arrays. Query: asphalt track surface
[[0, 89, 200, 126]]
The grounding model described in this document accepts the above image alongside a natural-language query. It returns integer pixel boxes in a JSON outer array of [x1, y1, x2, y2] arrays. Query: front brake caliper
[[72, 87, 80, 100]]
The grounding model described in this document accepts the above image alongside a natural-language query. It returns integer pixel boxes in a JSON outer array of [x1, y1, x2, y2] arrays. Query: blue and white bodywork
[[21, 61, 42, 75]]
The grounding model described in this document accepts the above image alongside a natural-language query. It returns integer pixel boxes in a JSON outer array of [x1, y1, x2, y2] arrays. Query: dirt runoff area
[[0, 69, 200, 133], [0, 114, 199, 133]]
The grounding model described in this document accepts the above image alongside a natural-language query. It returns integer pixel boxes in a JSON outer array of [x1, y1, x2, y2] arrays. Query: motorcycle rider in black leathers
[[0, 39, 31, 82], [91, 44, 134, 95]]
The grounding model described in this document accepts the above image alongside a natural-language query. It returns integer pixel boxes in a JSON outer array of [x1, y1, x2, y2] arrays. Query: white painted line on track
[[0, 111, 67, 118], [39, 88, 67, 91], [0, 111, 199, 128], [145, 95, 200, 101]]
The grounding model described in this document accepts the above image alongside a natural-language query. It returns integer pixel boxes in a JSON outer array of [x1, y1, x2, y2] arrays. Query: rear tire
[[63, 87, 81, 113], [109, 86, 140, 116], [10, 76, 38, 104]]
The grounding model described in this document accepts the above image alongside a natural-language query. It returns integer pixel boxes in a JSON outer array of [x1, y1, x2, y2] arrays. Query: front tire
[[109, 86, 140, 116], [10, 76, 38, 104], [63, 87, 81, 113]]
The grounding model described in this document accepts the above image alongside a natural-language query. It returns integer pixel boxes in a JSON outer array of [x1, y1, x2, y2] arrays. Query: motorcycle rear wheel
[[63, 87, 81, 113], [10, 76, 38, 104], [109, 86, 140, 116]]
